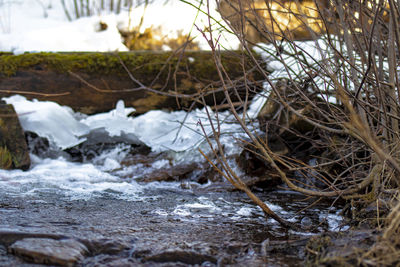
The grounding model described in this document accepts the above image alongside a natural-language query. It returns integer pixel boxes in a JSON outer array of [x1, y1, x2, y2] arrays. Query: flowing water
[[0, 96, 348, 266]]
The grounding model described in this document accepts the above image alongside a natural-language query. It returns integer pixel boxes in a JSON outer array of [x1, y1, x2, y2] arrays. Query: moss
[[0, 51, 258, 79], [0, 52, 174, 77], [0, 146, 12, 170]]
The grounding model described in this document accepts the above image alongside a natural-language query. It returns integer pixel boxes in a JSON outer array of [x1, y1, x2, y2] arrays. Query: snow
[[0, 0, 128, 53], [0, 0, 239, 53]]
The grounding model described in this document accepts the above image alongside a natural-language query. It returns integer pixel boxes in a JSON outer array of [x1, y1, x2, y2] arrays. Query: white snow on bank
[[0, 0, 238, 53], [0, 0, 128, 53]]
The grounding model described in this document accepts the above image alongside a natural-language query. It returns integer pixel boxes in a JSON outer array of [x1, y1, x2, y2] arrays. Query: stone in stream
[[65, 128, 151, 162], [0, 102, 30, 170], [8, 238, 88, 266], [143, 250, 217, 265]]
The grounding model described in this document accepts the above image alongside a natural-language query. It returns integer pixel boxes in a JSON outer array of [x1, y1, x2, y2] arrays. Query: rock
[[0, 230, 67, 247], [143, 250, 217, 265], [8, 238, 88, 266], [257, 79, 315, 138], [137, 163, 198, 183], [82, 238, 128, 255], [237, 136, 288, 188], [305, 230, 378, 265], [65, 128, 151, 162], [25, 131, 50, 156], [25, 131, 70, 159], [0, 103, 30, 170]]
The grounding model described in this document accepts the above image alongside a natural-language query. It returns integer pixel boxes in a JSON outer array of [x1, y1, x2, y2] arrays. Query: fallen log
[[0, 51, 263, 114]]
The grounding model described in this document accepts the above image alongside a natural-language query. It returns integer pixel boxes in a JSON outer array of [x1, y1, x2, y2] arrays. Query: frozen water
[[3, 95, 89, 149], [236, 207, 253, 216]]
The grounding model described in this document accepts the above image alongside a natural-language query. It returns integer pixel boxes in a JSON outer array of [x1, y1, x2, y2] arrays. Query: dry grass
[[120, 26, 200, 51]]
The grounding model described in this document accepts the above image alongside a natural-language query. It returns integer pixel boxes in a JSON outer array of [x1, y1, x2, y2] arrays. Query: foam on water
[[0, 95, 347, 232], [0, 156, 143, 200]]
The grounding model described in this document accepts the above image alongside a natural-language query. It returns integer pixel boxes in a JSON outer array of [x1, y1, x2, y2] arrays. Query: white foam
[[0, 157, 142, 200], [236, 207, 253, 216]]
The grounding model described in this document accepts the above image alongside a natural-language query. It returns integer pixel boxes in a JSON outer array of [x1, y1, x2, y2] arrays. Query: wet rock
[[143, 250, 217, 265], [25, 131, 70, 159], [300, 217, 313, 230], [25, 131, 50, 156], [0, 103, 30, 170], [305, 230, 378, 265], [82, 255, 138, 267], [237, 136, 288, 188], [137, 163, 198, 183], [65, 128, 150, 162], [8, 238, 88, 266], [82, 238, 129, 255]]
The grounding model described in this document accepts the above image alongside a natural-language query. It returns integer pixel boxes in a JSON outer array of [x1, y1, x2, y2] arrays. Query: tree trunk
[[0, 51, 263, 115]]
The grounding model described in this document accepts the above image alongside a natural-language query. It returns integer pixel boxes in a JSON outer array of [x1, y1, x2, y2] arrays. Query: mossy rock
[[0, 51, 263, 114], [0, 103, 30, 170]]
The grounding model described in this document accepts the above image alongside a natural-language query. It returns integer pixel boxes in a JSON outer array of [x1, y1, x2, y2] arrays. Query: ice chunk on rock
[[3, 95, 89, 149], [65, 128, 150, 162], [81, 100, 135, 137]]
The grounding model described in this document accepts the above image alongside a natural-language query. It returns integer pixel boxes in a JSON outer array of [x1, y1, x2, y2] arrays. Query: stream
[[0, 96, 348, 266]]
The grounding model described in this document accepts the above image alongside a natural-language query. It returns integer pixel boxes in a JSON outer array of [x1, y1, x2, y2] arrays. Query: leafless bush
[[196, 0, 400, 229], [60, 0, 153, 20]]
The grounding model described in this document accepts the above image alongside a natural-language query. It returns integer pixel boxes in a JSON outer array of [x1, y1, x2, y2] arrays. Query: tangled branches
[[195, 0, 400, 230]]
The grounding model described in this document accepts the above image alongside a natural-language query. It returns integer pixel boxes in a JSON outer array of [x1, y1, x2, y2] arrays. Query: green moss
[[0, 146, 12, 170], [0, 52, 174, 77], [0, 51, 258, 79]]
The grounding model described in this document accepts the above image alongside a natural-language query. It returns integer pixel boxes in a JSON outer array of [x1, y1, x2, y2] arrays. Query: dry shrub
[[356, 198, 400, 266], [218, 0, 330, 43], [120, 26, 200, 51], [199, 0, 400, 228]]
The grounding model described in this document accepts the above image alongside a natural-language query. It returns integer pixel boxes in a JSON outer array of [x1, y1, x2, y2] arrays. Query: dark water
[[0, 178, 347, 266]]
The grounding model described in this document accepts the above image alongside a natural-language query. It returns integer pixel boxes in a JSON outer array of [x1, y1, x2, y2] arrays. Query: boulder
[[0, 103, 30, 170], [65, 128, 151, 162]]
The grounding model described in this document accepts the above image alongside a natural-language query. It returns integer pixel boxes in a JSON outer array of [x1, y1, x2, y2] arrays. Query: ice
[[172, 197, 223, 218], [152, 159, 170, 169], [320, 211, 350, 232], [80, 103, 135, 137], [236, 207, 253, 216], [83, 105, 246, 154], [3, 95, 89, 149]]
